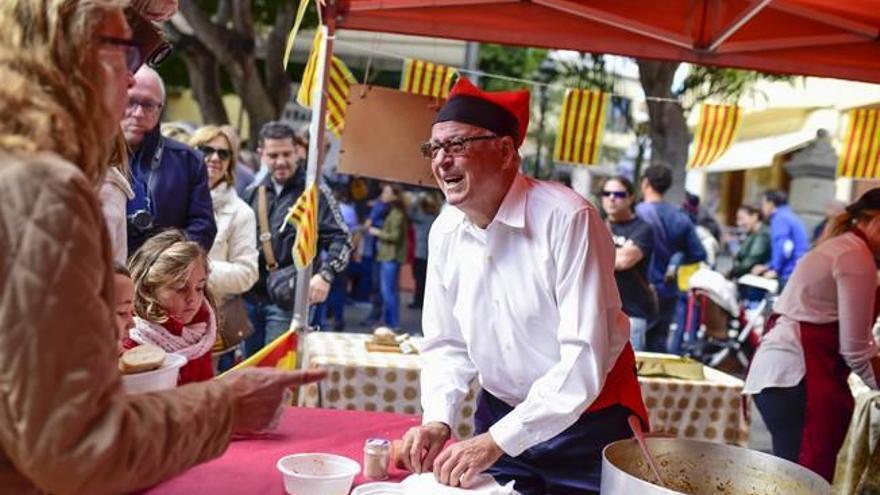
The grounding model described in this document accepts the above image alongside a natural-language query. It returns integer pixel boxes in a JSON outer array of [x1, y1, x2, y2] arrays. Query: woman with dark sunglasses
[[599, 176, 657, 351], [190, 125, 259, 370]]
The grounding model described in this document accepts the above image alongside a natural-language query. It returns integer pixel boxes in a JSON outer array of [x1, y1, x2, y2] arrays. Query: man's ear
[[499, 136, 517, 168]]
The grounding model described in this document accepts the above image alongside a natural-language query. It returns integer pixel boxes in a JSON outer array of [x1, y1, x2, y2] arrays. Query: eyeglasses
[[420, 135, 499, 161], [198, 145, 232, 161], [127, 98, 163, 115], [98, 35, 143, 72], [601, 191, 629, 199]]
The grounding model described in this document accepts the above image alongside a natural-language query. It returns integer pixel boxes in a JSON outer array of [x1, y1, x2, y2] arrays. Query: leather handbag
[[217, 295, 254, 348], [257, 185, 297, 310]]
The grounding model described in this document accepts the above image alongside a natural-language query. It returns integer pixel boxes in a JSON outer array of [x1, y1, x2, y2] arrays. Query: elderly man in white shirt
[[401, 78, 648, 495]]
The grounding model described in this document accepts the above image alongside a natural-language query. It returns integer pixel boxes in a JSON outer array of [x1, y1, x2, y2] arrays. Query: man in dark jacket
[[243, 121, 352, 355], [123, 66, 216, 254], [635, 164, 706, 353]]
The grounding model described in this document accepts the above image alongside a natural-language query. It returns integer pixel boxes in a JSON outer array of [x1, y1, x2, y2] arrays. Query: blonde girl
[[126, 230, 217, 384]]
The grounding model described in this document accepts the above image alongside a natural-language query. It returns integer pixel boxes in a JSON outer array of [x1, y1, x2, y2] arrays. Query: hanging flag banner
[[687, 103, 743, 169], [400, 58, 457, 98], [297, 31, 356, 137], [553, 88, 610, 166], [282, 0, 312, 69], [838, 108, 880, 179], [281, 181, 319, 269]]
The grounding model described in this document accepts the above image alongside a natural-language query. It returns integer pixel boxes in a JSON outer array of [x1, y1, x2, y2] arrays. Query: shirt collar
[[492, 173, 527, 229]]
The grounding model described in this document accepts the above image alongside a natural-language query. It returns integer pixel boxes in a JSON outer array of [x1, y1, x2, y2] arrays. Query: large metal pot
[[601, 438, 830, 495]]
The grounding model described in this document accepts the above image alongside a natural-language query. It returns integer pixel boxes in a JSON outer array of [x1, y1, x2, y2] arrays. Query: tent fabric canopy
[[336, 0, 880, 84]]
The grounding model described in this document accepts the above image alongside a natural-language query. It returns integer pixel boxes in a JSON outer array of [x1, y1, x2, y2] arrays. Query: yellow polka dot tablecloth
[[297, 331, 480, 439], [639, 365, 750, 446], [298, 332, 749, 445]]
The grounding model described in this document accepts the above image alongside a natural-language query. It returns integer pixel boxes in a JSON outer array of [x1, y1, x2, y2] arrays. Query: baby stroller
[[684, 269, 778, 375]]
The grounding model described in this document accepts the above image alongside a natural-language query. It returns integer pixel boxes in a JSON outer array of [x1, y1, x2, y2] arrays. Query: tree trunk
[[636, 59, 690, 204], [181, 46, 229, 125], [227, 57, 280, 147], [177, 1, 288, 147]]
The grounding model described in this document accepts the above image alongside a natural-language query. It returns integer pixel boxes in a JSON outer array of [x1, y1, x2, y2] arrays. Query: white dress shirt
[[744, 231, 879, 394], [420, 173, 630, 457]]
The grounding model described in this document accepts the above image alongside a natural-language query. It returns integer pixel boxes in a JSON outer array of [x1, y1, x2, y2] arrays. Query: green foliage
[[477, 44, 547, 91], [676, 65, 796, 111], [554, 53, 615, 92]]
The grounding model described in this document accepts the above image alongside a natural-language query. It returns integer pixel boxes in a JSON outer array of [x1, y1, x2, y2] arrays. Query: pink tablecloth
[[144, 407, 421, 494]]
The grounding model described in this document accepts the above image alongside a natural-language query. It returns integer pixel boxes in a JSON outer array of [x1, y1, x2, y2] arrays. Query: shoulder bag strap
[[257, 185, 279, 271]]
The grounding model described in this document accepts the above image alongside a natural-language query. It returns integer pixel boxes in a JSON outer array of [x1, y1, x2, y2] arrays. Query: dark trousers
[[647, 295, 677, 353], [411, 257, 427, 308], [754, 380, 807, 463], [474, 391, 632, 495]]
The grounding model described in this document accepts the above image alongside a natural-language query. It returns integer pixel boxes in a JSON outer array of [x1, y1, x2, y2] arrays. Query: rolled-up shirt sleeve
[[835, 249, 880, 389], [488, 207, 626, 457], [420, 229, 478, 430]]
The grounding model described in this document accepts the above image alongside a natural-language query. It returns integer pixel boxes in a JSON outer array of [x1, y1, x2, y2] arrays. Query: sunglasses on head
[[198, 145, 232, 161], [601, 191, 629, 199]]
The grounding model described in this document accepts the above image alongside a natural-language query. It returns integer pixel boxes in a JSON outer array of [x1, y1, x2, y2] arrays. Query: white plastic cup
[[276, 453, 360, 495]]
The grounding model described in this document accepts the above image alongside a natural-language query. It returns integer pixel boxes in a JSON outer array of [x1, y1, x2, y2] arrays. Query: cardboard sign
[[339, 85, 440, 188]]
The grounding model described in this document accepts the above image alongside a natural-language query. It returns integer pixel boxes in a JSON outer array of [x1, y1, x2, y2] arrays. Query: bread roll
[[372, 327, 397, 346], [119, 344, 166, 374]]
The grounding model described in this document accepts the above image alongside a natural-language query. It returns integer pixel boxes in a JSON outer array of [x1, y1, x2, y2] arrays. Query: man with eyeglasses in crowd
[[400, 78, 647, 495], [600, 176, 656, 352], [123, 65, 216, 255]]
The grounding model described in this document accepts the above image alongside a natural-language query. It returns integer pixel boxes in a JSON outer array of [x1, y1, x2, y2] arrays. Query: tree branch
[[177, 0, 237, 65], [265, 1, 295, 112], [231, 0, 254, 36]]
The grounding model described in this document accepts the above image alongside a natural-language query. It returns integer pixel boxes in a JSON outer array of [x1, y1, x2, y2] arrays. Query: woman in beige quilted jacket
[[0, 2, 324, 494]]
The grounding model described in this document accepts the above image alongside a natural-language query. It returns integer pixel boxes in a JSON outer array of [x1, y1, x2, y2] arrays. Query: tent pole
[[291, 6, 338, 332]]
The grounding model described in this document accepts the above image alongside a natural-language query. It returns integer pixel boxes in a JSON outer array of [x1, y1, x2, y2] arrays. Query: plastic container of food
[[276, 453, 360, 495], [121, 353, 186, 394]]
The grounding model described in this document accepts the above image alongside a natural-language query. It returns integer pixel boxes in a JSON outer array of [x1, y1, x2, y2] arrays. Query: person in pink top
[[745, 188, 880, 481]]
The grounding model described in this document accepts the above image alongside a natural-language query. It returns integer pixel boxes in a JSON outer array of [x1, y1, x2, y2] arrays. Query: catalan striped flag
[[687, 103, 743, 169], [837, 108, 880, 179], [221, 331, 298, 376], [400, 58, 457, 98], [297, 31, 357, 137], [553, 88, 609, 165], [282, 182, 319, 269]]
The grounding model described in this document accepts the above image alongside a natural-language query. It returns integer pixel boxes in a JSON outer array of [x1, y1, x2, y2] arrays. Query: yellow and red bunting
[[296, 31, 357, 137], [400, 58, 457, 98], [838, 108, 880, 179], [553, 88, 609, 166], [222, 331, 298, 375], [283, 182, 319, 269], [687, 103, 743, 169]]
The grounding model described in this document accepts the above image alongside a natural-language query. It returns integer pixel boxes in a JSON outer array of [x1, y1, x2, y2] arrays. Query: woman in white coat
[[190, 126, 258, 369]]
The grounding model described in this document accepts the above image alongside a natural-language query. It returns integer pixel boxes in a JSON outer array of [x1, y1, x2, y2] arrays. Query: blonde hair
[[128, 230, 213, 323], [190, 125, 240, 186], [0, 0, 125, 185]]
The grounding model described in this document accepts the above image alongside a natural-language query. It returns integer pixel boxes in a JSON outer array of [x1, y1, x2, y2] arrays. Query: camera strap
[[257, 185, 279, 272]]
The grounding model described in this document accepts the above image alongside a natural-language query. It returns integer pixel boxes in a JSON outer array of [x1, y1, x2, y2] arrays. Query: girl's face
[[113, 273, 135, 340], [156, 260, 207, 324]]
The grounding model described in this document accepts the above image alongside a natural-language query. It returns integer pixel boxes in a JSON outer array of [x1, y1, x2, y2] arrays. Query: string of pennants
[[294, 41, 753, 169]]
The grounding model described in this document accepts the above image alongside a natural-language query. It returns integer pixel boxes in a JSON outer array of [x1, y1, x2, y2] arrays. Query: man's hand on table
[[222, 368, 327, 435], [401, 421, 451, 473], [433, 433, 504, 488]]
